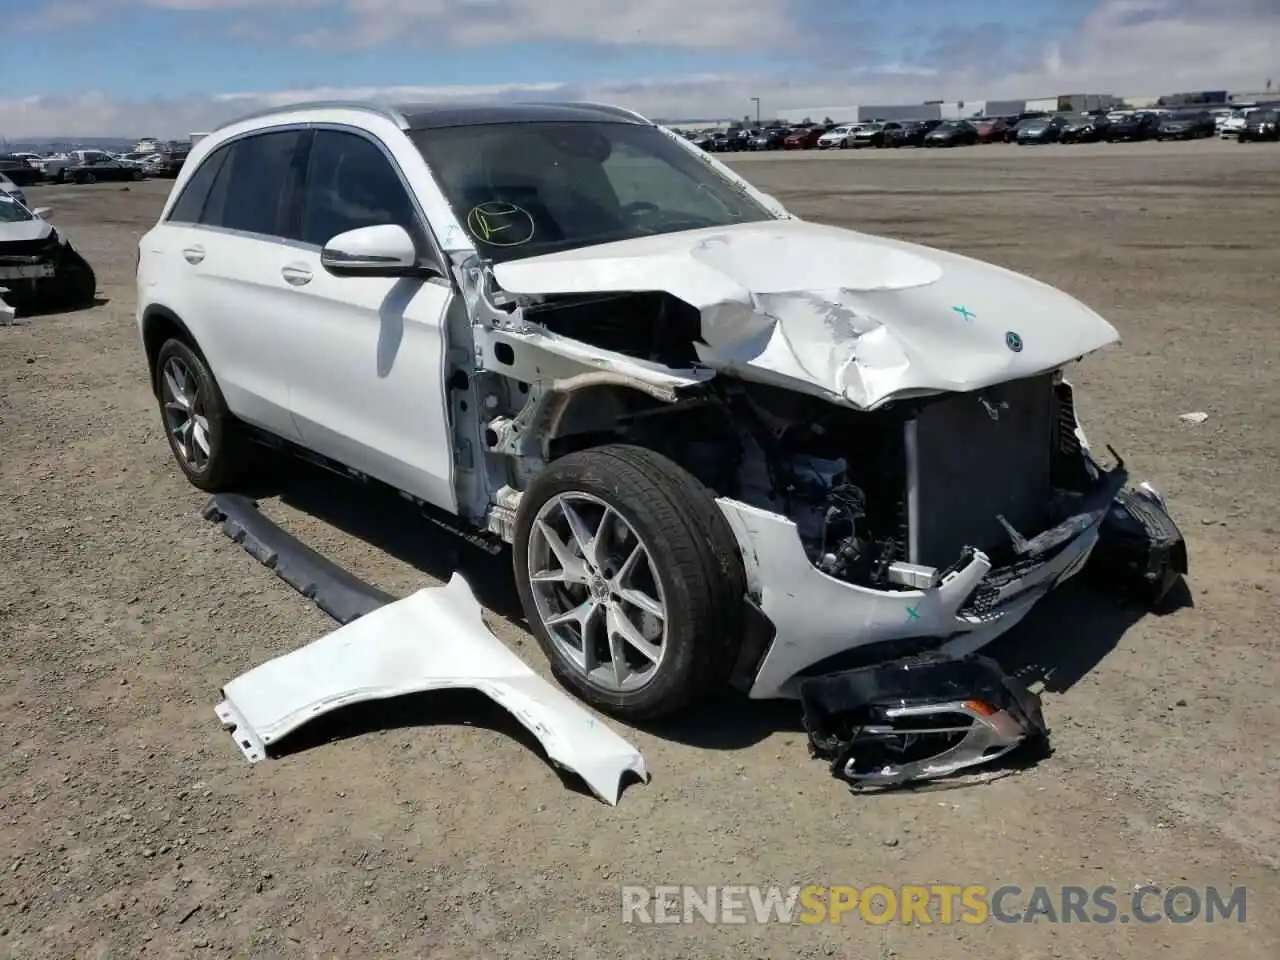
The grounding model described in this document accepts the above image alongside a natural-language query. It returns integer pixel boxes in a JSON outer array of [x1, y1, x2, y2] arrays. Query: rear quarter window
[[167, 144, 231, 224]]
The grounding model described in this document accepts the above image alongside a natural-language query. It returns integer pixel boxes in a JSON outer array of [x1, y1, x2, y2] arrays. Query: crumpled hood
[[0, 216, 54, 244], [492, 218, 1120, 410]]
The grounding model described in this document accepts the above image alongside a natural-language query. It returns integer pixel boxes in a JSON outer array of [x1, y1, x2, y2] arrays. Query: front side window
[[300, 130, 418, 248], [412, 121, 776, 262]]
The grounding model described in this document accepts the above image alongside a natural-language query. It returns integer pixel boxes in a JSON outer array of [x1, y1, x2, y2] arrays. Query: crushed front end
[[0, 230, 90, 312], [705, 372, 1185, 699]]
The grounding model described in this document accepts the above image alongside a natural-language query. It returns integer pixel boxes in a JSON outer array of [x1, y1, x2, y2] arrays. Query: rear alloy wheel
[[154, 338, 253, 491], [514, 445, 746, 720], [81, 172, 97, 185]]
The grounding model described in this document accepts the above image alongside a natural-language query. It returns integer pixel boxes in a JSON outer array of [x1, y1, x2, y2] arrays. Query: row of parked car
[[0, 145, 190, 188], [682, 105, 1280, 152]]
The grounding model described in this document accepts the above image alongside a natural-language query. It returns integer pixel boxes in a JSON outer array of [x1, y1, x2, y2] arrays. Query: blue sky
[[3, 0, 1274, 136]]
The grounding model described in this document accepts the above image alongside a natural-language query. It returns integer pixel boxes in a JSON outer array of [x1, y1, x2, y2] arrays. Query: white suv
[[137, 99, 1179, 720]]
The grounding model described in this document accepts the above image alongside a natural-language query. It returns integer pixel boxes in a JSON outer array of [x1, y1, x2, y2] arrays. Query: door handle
[[281, 264, 313, 286], [181, 246, 205, 264]]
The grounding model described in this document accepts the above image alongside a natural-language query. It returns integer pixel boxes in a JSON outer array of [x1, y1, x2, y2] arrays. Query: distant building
[[775, 106, 860, 124], [983, 99, 1027, 117]]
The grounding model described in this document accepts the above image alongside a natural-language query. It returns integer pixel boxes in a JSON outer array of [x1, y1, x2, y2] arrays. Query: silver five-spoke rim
[[160, 356, 211, 472], [527, 492, 668, 693]]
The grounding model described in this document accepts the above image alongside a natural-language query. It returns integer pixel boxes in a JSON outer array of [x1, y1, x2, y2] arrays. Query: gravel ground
[[1, 138, 1277, 959]]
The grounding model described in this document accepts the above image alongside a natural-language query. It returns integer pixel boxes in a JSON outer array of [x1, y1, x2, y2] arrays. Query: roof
[[212, 99, 650, 134], [394, 100, 648, 130]]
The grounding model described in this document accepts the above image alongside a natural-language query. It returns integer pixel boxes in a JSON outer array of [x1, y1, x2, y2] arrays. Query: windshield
[[1247, 110, 1276, 122], [411, 121, 777, 262], [0, 194, 34, 224]]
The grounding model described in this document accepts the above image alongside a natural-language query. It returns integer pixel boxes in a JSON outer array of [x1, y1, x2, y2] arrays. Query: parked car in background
[[1005, 111, 1049, 142], [1060, 113, 1111, 143], [851, 121, 904, 147], [1107, 111, 1161, 141], [1015, 115, 1066, 144], [0, 194, 97, 314], [46, 150, 111, 183], [153, 146, 191, 178], [817, 124, 860, 149], [923, 120, 979, 147], [8, 152, 47, 176], [0, 172, 28, 207], [1219, 109, 1250, 139], [64, 154, 147, 184], [1156, 111, 1215, 140], [688, 130, 715, 151], [1238, 108, 1279, 142], [884, 119, 941, 147], [783, 126, 827, 149], [750, 127, 789, 150], [0, 155, 45, 187], [975, 117, 1011, 143]]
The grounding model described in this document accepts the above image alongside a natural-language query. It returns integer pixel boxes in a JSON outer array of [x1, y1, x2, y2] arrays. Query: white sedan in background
[[817, 124, 863, 149]]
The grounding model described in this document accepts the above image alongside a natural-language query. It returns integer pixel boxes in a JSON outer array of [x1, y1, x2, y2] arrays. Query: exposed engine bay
[[466, 282, 1114, 592]]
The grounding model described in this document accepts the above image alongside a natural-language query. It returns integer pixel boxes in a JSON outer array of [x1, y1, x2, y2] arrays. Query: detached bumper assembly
[[1087, 483, 1188, 608], [799, 653, 1049, 790]]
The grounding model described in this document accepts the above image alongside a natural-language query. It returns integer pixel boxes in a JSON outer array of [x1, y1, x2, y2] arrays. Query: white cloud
[[2, 0, 1275, 138]]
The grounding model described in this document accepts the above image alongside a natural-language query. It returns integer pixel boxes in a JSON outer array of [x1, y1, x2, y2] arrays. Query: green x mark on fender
[[952, 305, 976, 322], [906, 605, 922, 622]]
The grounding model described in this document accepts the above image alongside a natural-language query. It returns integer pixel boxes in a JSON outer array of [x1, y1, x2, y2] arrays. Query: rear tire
[[513, 444, 746, 721], [153, 338, 255, 492]]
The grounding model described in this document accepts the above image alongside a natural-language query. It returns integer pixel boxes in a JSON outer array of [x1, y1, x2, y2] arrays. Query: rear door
[[157, 128, 311, 439]]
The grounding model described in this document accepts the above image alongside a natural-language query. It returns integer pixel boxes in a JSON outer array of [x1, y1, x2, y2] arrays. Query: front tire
[[513, 444, 746, 721], [153, 338, 254, 492], [56, 249, 96, 308]]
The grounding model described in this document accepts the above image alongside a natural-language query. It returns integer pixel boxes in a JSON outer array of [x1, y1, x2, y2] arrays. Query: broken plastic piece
[[201, 494, 394, 624], [215, 574, 648, 804], [1087, 484, 1189, 608], [799, 653, 1049, 790]]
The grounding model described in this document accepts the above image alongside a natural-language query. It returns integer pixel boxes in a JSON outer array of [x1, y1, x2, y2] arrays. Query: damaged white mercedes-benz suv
[[137, 100, 1187, 722]]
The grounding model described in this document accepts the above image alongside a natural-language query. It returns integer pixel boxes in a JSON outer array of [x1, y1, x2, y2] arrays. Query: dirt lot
[[2, 138, 1277, 959]]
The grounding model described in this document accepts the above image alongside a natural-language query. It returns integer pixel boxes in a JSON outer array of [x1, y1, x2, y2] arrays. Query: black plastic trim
[[201, 493, 394, 624]]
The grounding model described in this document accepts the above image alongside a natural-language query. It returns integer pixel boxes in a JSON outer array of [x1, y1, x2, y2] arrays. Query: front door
[[280, 127, 455, 513]]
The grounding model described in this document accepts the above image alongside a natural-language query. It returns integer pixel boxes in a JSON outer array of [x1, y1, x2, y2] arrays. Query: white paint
[[714, 497, 1104, 699], [215, 574, 648, 805], [493, 218, 1120, 411]]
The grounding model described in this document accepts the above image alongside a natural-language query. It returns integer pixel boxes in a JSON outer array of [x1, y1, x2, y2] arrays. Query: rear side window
[[207, 129, 310, 238], [167, 144, 230, 224]]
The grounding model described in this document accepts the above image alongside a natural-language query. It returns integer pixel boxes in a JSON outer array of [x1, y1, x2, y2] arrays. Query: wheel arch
[[142, 305, 204, 396]]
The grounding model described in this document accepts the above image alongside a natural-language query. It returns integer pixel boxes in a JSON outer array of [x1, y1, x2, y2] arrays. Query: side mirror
[[32, 207, 53, 219], [320, 224, 434, 278]]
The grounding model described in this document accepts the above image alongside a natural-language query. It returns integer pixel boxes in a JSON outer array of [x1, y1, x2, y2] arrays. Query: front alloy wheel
[[514, 444, 746, 720], [528, 492, 669, 694]]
